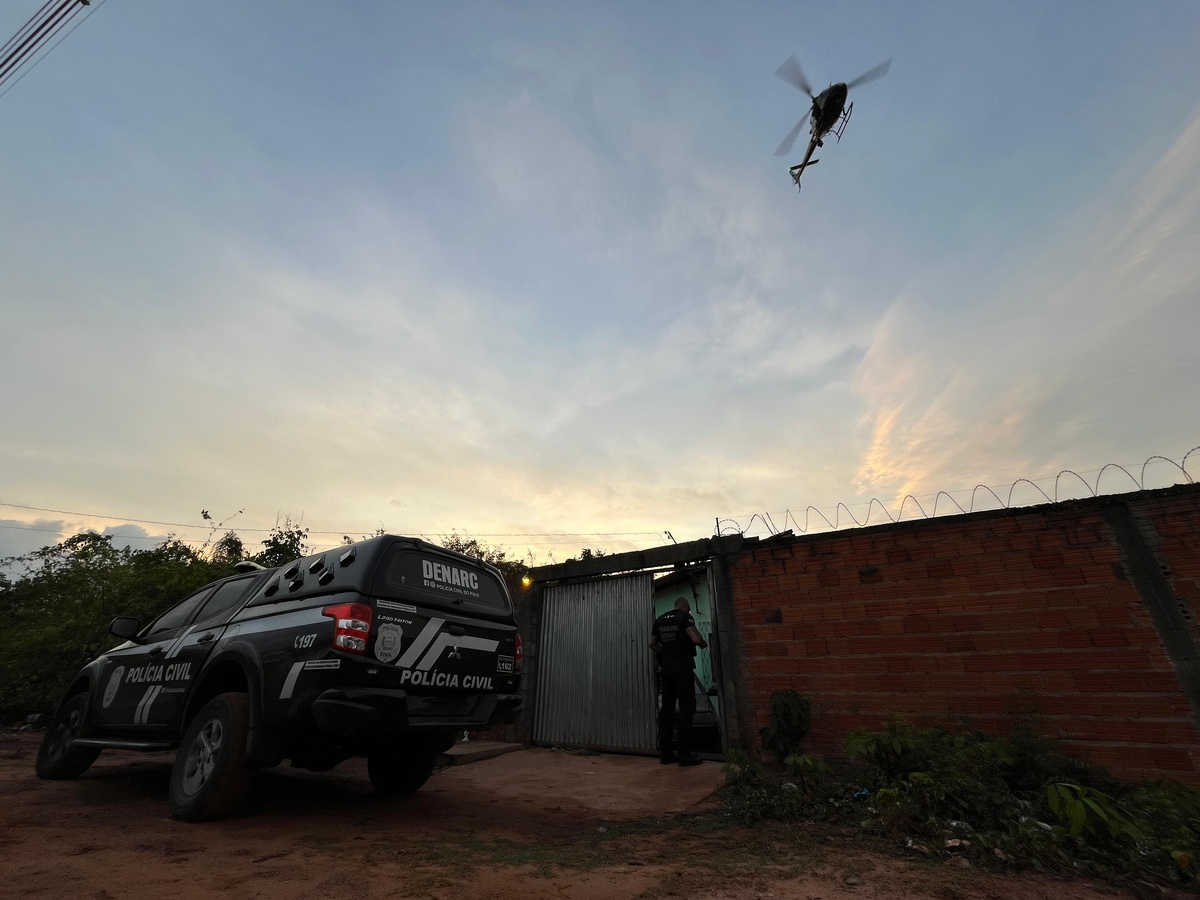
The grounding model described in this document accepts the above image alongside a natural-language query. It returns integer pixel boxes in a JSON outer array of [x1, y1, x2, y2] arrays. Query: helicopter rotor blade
[[773, 116, 809, 157], [845, 58, 892, 90], [775, 54, 814, 98]]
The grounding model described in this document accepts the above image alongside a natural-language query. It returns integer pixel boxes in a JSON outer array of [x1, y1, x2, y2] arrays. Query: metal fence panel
[[533, 573, 657, 752]]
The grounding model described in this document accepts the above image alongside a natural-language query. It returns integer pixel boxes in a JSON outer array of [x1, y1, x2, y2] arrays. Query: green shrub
[[724, 710, 1200, 889], [759, 691, 811, 759]]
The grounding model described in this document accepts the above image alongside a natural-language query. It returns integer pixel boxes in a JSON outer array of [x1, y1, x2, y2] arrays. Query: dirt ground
[[0, 730, 1179, 900]]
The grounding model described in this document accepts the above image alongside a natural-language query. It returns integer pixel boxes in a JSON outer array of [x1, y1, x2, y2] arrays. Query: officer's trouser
[[658, 662, 696, 757]]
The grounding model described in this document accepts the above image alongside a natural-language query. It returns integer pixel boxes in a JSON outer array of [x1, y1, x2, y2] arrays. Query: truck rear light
[[322, 602, 373, 655], [514, 631, 523, 674]]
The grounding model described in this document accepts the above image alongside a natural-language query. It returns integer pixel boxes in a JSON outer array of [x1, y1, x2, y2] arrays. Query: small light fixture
[[521, 575, 532, 589]]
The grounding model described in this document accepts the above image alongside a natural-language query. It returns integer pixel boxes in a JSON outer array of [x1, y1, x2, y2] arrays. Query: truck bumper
[[311, 688, 522, 733]]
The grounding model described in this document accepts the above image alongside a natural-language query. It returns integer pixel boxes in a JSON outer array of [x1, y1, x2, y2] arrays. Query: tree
[[253, 517, 309, 568], [342, 527, 387, 545], [210, 531, 247, 565], [437, 532, 527, 579], [199, 508, 245, 561]]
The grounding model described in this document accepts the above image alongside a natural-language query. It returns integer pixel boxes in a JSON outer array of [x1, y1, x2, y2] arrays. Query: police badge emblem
[[103, 666, 125, 708], [374, 623, 403, 664]]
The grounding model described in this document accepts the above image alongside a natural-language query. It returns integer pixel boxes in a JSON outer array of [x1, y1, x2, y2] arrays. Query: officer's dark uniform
[[652, 607, 702, 763]]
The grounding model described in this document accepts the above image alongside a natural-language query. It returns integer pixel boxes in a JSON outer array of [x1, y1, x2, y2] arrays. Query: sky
[[2, 0, 1199, 566]]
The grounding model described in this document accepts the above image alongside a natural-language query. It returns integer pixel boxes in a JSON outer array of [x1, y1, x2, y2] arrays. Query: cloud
[[0, 519, 70, 563], [48, 43, 880, 555], [853, 105, 1200, 502], [99, 523, 164, 551], [0, 519, 167, 569]]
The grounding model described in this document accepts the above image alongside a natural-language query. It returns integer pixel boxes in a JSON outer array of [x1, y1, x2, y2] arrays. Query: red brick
[[1066, 608, 1102, 628], [1096, 606, 1135, 625], [936, 596, 968, 613], [1151, 747, 1199, 771], [902, 615, 931, 633], [1032, 550, 1065, 569], [1088, 628, 1131, 648], [756, 642, 788, 657], [1126, 721, 1200, 744], [1037, 672, 1075, 691], [1059, 548, 1092, 566], [945, 634, 975, 652], [1035, 610, 1071, 628], [1050, 569, 1088, 586], [1012, 593, 1049, 610], [1025, 630, 1065, 650], [806, 640, 829, 657]]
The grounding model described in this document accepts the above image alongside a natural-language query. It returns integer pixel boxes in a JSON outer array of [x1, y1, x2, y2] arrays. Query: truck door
[[94, 586, 216, 733], [149, 575, 260, 731]]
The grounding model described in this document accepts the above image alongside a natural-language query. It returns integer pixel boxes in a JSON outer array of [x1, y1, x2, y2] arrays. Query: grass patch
[[719, 713, 1200, 895]]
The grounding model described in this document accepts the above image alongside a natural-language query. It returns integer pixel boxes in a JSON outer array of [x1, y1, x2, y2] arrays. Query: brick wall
[[725, 485, 1200, 784], [1137, 492, 1200, 629]]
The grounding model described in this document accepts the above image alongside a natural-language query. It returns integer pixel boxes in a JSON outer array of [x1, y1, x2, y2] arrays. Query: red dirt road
[[0, 731, 1168, 899]]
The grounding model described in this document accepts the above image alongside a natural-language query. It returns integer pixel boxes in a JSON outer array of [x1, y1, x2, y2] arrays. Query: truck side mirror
[[109, 617, 142, 641]]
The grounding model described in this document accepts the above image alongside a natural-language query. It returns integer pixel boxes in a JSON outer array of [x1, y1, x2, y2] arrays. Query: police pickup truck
[[35, 535, 523, 821]]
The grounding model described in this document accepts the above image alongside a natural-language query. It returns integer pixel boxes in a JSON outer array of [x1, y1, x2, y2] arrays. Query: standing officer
[[649, 597, 708, 767]]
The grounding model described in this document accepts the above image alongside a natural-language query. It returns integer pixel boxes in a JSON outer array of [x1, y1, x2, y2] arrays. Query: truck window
[[376, 549, 510, 613], [191, 577, 256, 630], [145, 587, 215, 638]]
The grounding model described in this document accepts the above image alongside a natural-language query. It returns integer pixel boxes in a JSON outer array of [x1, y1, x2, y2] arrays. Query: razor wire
[[714, 446, 1200, 538]]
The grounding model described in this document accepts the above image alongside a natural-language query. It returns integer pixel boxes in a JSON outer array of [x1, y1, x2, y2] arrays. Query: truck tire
[[367, 741, 440, 797], [35, 694, 101, 779], [168, 692, 254, 822]]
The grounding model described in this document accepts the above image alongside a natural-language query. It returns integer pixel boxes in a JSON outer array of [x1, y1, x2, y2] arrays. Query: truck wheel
[[35, 694, 101, 779], [367, 742, 440, 797], [168, 692, 254, 822]]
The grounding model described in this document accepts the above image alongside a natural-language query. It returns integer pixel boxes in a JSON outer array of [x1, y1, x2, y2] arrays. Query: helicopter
[[773, 54, 891, 191]]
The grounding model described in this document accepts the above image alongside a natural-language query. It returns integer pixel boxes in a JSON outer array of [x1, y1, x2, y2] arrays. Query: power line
[[0, 501, 666, 541], [0, 1, 56, 58], [0, 0, 102, 99], [0, 521, 163, 541], [0, 0, 103, 99], [0, 1, 79, 85], [0, 502, 222, 532]]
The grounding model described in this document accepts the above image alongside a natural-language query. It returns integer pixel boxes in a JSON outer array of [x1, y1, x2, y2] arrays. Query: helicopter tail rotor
[[845, 58, 891, 90], [775, 54, 814, 98]]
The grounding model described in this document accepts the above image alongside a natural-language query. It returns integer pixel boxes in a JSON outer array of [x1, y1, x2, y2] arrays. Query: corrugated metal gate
[[532, 573, 657, 752]]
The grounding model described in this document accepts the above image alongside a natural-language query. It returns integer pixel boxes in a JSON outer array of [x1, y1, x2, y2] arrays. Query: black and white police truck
[[35, 534, 523, 821]]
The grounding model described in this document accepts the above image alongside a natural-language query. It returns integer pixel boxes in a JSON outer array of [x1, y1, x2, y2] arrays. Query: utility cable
[[0, 0, 102, 99], [0, 0, 99, 98], [0, 502, 663, 540], [0, 0, 77, 84], [0, 0, 56, 59]]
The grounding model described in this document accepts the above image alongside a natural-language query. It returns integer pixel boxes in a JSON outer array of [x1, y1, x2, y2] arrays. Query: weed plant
[[721, 712, 1199, 891]]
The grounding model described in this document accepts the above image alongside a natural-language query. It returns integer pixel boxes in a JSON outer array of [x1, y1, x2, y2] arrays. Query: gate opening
[[530, 564, 725, 759]]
